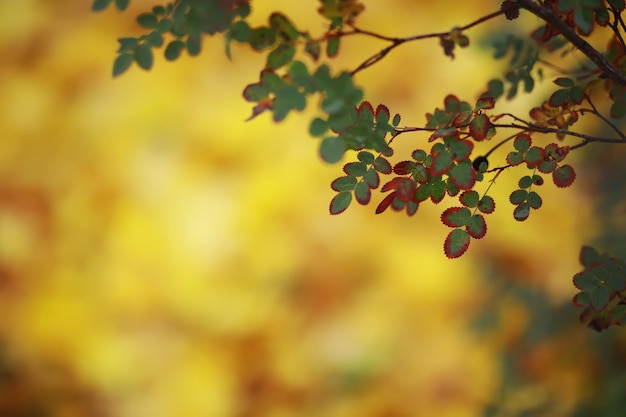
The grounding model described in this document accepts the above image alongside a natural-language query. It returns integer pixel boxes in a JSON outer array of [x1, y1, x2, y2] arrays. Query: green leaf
[[304, 39, 321, 61], [326, 36, 340, 57], [513, 133, 531, 152], [449, 139, 473, 161], [357, 151, 375, 165], [344, 162, 368, 177], [441, 207, 471, 227], [250, 27, 277, 51], [518, 175, 533, 189], [374, 156, 392, 174], [266, 43, 296, 69], [147, 31, 164, 47], [610, 102, 626, 118], [309, 118, 328, 137], [478, 195, 495, 214], [524, 146, 544, 166], [549, 89, 570, 106], [269, 12, 299, 41], [554, 77, 575, 87], [513, 202, 531, 221], [117, 37, 138, 53], [580, 246, 602, 268], [553, 164, 576, 188], [230, 20, 251, 43], [187, 35, 202, 56], [92, 0, 112, 12], [354, 181, 371, 204], [165, 40, 184, 60], [444, 228, 471, 259], [363, 168, 379, 189], [573, 271, 597, 291], [320, 136, 347, 163], [589, 285, 610, 311], [329, 192, 352, 215], [137, 13, 158, 29], [527, 191, 542, 209], [509, 189, 528, 204], [115, 0, 129, 11], [112, 53, 133, 77], [459, 190, 479, 208], [392, 113, 401, 127], [431, 150, 453, 176], [134, 44, 153, 70], [469, 114, 493, 141], [466, 214, 487, 239], [449, 161, 476, 190], [331, 176, 357, 192]]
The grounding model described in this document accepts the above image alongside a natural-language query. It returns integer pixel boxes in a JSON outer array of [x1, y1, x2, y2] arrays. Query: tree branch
[[517, 0, 626, 86]]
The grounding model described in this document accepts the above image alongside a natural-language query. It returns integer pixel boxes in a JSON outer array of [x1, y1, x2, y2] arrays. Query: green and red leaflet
[[553, 164, 576, 187], [444, 228, 471, 259]]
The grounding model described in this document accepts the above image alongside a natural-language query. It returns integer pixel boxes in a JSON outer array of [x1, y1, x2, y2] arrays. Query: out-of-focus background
[[1, 1, 625, 416]]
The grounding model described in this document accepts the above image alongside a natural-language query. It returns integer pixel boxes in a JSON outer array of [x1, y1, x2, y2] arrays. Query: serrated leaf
[[513, 202, 530, 221], [478, 195, 495, 214], [396, 178, 416, 202], [573, 271, 597, 291], [524, 146, 544, 167], [466, 214, 487, 239], [329, 192, 352, 214], [320, 136, 346, 163], [331, 176, 357, 192], [449, 140, 473, 161], [357, 151, 375, 164], [430, 179, 447, 203], [441, 207, 471, 227], [354, 181, 371, 204], [513, 133, 532, 152], [459, 190, 479, 208], [373, 156, 392, 174], [527, 191, 542, 209], [449, 161, 476, 190], [469, 114, 493, 141], [573, 291, 589, 307], [506, 151, 524, 166], [518, 175, 533, 189], [509, 189, 528, 204], [553, 164, 576, 187], [112, 53, 133, 77], [344, 162, 367, 177], [444, 228, 471, 259], [363, 167, 380, 189], [589, 285, 610, 311], [538, 159, 557, 173], [394, 161, 415, 175], [375, 104, 390, 125], [431, 150, 453, 176]]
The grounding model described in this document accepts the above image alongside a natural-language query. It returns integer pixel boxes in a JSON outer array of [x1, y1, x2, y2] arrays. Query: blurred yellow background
[[0, 1, 604, 416]]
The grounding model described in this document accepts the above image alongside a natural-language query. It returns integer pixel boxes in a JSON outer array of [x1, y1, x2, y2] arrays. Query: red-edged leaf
[[343, 162, 367, 177], [451, 111, 472, 127], [469, 114, 493, 141], [429, 127, 458, 142], [444, 228, 471, 259], [394, 161, 416, 175], [331, 175, 357, 192], [513, 133, 532, 152], [357, 101, 375, 119], [449, 162, 476, 190], [513, 202, 530, 221], [478, 195, 495, 214], [396, 178, 416, 202], [413, 184, 431, 202], [381, 177, 404, 192], [441, 207, 471, 227], [580, 245, 602, 268], [506, 151, 524, 166], [430, 180, 447, 203], [524, 146, 545, 167], [363, 168, 380, 189], [553, 164, 576, 188], [354, 181, 371, 205], [466, 214, 487, 239], [431, 150, 453, 176], [375, 104, 390, 124], [376, 192, 396, 214], [544, 143, 569, 162], [374, 156, 392, 174], [330, 192, 352, 215], [449, 139, 474, 161], [573, 291, 589, 307], [405, 201, 418, 216], [475, 96, 495, 111], [459, 190, 479, 207], [590, 285, 610, 311], [444, 94, 462, 112], [538, 159, 557, 173]]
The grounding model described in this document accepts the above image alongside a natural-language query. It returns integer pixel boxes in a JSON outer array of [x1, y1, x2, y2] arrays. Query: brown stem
[[517, 0, 626, 86]]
